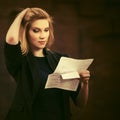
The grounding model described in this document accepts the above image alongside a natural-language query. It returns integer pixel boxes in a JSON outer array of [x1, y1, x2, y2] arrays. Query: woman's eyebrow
[[45, 27, 50, 29], [31, 26, 49, 29]]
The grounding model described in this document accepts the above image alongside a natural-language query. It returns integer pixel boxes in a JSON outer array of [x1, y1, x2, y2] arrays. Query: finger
[[79, 70, 90, 75], [80, 72, 90, 78]]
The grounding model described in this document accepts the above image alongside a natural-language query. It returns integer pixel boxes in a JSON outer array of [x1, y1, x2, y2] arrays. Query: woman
[[4, 8, 90, 120]]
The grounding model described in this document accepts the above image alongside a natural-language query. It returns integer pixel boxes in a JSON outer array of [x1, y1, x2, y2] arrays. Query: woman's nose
[[39, 32, 45, 39]]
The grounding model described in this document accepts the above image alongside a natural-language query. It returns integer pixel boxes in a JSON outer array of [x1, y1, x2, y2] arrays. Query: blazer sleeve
[[4, 42, 23, 76]]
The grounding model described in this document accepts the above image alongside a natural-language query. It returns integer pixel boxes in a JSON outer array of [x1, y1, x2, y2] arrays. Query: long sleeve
[[4, 42, 23, 76]]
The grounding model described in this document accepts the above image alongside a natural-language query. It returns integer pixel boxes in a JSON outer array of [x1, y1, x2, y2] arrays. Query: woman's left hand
[[79, 70, 90, 84]]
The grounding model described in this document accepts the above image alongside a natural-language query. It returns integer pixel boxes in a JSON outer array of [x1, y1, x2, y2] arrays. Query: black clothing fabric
[[4, 42, 80, 120], [32, 56, 64, 120]]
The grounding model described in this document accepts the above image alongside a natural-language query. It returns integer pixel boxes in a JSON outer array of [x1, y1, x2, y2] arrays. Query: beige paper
[[45, 57, 94, 91], [45, 73, 80, 91]]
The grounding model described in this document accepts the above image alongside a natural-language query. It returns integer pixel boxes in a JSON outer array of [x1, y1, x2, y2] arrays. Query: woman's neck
[[32, 49, 44, 57]]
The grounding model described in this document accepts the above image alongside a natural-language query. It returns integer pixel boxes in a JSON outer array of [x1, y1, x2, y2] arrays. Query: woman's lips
[[38, 41, 46, 45]]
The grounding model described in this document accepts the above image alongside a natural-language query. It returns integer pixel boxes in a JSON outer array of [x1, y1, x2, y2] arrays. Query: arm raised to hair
[[6, 8, 29, 45]]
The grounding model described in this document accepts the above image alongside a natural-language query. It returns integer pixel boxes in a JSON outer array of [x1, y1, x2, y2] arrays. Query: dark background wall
[[0, 0, 120, 120]]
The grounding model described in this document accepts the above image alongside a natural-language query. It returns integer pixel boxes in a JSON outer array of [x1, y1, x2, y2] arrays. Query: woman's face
[[27, 19, 50, 51]]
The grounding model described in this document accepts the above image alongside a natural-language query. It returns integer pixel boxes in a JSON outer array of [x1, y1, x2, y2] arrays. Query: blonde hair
[[19, 8, 54, 55]]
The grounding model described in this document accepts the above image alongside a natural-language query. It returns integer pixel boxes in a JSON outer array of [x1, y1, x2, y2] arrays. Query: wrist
[[81, 80, 89, 85]]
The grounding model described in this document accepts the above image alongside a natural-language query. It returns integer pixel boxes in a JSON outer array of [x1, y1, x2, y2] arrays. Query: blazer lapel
[[45, 49, 61, 71], [26, 53, 41, 101]]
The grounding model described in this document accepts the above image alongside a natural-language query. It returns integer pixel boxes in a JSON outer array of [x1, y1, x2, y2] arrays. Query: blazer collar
[[44, 48, 59, 71]]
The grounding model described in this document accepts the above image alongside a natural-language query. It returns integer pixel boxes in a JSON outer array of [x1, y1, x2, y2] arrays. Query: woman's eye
[[44, 29, 49, 32], [33, 29, 39, 33]]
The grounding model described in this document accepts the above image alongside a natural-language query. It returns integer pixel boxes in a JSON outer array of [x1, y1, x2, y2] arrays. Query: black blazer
[[4, 42, 80, 120]]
